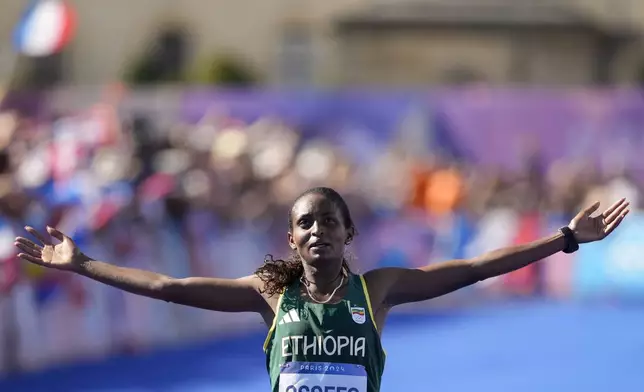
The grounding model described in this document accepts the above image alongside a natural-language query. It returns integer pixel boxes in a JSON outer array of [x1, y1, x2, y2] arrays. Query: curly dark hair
[[255, 187, 357, 296]]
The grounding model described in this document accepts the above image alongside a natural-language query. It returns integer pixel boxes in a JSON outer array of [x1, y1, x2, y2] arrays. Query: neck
[[302, 262, 345, 294]]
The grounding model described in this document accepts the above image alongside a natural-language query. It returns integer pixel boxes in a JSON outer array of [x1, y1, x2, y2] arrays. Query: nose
[[311, 220, 324, 236]]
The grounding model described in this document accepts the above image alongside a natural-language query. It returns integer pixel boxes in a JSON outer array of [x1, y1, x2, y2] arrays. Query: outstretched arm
[[76, 256, 266, 312], [15, 226, 269, 313], [366, 198, 629, 308]]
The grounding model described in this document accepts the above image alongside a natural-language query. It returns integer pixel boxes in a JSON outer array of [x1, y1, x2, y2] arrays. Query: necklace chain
[[301, 271, 345, 304]]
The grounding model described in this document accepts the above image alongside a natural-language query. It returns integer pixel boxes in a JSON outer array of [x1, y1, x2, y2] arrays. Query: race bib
[[279, 362, 367, 392]]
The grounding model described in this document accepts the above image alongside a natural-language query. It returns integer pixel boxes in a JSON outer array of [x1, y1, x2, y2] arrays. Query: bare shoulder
[[245, 274, 282, 312], [247, 274, 287, 326], [362, 267, 407, 309]]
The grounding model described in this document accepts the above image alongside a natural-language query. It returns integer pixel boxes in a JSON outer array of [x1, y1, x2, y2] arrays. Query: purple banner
[[436, 88, 644, 175], [180, 88, 644, 178]]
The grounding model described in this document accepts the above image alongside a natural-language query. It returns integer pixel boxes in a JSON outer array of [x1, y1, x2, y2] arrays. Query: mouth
[[309, 241, 331, 250]]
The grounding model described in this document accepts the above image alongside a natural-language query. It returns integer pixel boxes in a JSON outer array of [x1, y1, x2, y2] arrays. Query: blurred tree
[[188, 53, 258, 86], [124, 25, 189, 85], [637, 60, 644, 85], [9, 53, 66, 90]]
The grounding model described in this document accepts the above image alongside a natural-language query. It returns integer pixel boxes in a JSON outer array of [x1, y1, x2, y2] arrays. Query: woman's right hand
[[14, 226, 84, 271]]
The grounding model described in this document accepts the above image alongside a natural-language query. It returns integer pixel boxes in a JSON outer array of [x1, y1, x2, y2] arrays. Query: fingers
[[603, 199, 630, 225], [46, 226, 66, 242], [15, 242, 42, 258], [14, 235, 46, 265], [15, 237, 42, 251], [25, 226, 50, 246], [582, 201, 601, 217], [604, 208, 630, 237], [17, 253, 46, 266], [601, 198, 627, 219]]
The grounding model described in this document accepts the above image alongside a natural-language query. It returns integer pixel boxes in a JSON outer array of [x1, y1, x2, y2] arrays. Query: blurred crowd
[[0, 87, 643, 372], [0, 88, 642, 292]]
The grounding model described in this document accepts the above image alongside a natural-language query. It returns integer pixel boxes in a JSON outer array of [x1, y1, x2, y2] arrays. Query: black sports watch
[[559, 226, 579, 254]]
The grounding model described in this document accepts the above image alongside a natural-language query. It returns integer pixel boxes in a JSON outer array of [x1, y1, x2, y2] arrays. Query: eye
[[325, 217, 337, 225], [298, 218, 312, 229]]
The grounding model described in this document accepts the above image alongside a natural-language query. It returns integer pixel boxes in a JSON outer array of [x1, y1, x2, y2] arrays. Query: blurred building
[[337, 0, 640, 86], [2, 0, 644, 87]]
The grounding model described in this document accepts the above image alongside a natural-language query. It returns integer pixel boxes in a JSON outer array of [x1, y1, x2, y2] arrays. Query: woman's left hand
[[569, 198, 630, 244]]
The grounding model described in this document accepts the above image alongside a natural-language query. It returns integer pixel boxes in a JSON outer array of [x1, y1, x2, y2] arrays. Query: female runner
[[14, 187, 630, 392]]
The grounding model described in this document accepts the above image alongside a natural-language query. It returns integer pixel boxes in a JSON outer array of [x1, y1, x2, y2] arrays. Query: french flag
[[13, 0, 76, 57]]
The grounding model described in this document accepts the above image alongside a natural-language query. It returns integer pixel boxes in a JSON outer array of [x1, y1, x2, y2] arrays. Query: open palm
[[14, 226, 82, 271], [569, 198, 630, 244]]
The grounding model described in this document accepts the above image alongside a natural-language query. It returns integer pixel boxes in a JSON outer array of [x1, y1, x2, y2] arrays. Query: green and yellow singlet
[[264, 274, 386, 392]]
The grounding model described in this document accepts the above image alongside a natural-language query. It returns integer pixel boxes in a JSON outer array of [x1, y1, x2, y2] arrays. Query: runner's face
[[289, 193, 348, 266]]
